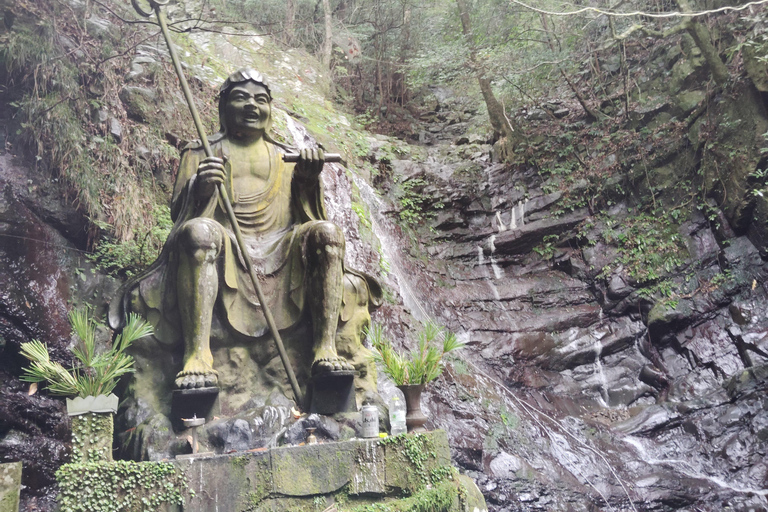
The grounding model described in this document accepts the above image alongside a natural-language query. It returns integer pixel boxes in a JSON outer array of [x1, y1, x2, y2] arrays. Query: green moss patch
[[378, 433, 453, 493], [57, 460, 191, 512], [70, 413, 114, 464], [346, 480, 458, 512]]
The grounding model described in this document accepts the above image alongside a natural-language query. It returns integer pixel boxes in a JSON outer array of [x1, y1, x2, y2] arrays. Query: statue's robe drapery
[[108, 135, 381, 343]]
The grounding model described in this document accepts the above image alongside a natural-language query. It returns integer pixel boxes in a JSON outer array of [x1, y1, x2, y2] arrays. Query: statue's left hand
[[294, 147, 325, 179]]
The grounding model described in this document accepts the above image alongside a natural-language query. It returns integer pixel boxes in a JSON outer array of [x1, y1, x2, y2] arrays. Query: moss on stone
[[379, 432, 452, 494], [70, 412, 114, 464], [0, 462, 22, 512], [344, 480, 460, 512], [272, 443, 355, 496], [59, 432, 485, 512], [56, 460, 191, 512]]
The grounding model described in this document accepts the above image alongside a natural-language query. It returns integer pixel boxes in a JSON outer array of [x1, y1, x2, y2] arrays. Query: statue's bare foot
[[312, 355, 354, 376], [175, 359, 218, 389]]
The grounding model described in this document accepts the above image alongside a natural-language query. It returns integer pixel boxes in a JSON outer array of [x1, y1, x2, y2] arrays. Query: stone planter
[[66, 394, 118, 463], [397, 384, 428, 433]]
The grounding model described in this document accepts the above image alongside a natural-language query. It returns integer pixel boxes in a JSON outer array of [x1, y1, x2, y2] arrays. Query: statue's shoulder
[[180, 132, 226, 154], [266, 137, 296, 156], [181, 140, 203, 154]]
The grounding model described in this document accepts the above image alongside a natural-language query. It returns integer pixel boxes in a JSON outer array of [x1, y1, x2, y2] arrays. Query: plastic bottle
[[389, 395, 407, 435]]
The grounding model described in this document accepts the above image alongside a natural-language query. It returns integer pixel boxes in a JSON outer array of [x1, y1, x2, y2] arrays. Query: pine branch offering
[[367, 321, 465, 386], [19, 310, 152, 398]]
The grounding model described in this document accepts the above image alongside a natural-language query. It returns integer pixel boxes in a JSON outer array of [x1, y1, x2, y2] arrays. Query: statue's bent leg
[[305, 221, 354, 375], [175, 218, 224, 389]]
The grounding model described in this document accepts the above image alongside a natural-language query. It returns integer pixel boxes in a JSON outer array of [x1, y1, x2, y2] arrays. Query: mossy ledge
[[55, 431, 486, 512], [56, 460, 191, 512]]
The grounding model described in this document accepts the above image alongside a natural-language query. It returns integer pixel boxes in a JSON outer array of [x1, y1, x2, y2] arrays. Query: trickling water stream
[[282, 110, 768, 511], [622, 436, 768, 497], [345, 141, 639, 511], [351, 173, 433, 322]]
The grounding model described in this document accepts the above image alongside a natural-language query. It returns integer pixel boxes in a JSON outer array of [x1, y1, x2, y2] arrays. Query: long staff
[[131, 0, 316, 406]]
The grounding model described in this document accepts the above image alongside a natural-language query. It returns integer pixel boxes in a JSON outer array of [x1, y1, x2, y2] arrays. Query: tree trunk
[[396, 2, 412, 105], [284, 0, 296, 46], [400, 3, 411, 63], [685, 20, 729, 86], [455, 0, 516, 141], [677, 0, 729, 85], [321, 0, 333, 68]]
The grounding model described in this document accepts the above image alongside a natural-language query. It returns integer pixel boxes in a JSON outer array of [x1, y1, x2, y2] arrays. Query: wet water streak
[[348, 163, 638, 511]]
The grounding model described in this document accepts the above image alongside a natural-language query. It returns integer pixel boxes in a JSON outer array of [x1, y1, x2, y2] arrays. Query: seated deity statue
[[109, 68, 381, 397]]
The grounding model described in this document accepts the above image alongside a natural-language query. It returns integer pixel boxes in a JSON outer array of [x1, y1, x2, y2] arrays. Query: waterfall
[[488, 235, 505, 280], [594, 339, 609, 407], [348, 166, 638, 511], [623, 437, 768, 497], [350, 174, 432, 322]]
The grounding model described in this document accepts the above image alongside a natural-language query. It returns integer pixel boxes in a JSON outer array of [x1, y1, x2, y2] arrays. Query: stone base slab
[[56, 431, 487, 511]]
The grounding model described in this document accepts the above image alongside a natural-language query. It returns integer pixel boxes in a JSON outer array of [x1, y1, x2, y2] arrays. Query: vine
[[57, 460, 192, 512], [70, 413, 113, 464]]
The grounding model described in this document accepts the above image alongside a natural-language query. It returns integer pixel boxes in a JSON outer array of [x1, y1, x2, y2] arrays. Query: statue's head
[[218, 68, 273, 139]]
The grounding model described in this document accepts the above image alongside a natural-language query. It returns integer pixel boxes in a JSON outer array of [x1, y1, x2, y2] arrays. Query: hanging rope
[[507, 0, 768, 18]]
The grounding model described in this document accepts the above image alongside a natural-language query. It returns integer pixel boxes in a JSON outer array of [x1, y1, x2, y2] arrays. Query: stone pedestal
[[171, 387, 219, 431], [56, 431, 488, 512], [307, 370, 357, 414]]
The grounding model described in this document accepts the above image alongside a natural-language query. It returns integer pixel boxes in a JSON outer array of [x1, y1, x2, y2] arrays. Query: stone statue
[[109, 69, 381, 400]]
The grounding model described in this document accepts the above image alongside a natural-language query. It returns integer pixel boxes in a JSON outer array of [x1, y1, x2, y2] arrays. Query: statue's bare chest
[[227, 143, 272, 191]]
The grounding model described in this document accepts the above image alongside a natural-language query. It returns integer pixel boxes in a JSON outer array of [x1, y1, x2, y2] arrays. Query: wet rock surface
[[357, 84, 768, 510], [1, 12, 768, 512], [0, 153, 119, 510]]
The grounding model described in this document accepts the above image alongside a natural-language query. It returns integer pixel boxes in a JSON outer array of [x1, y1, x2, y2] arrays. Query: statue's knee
[[178, 219, 223, 263], [308, 221, 344, 247]]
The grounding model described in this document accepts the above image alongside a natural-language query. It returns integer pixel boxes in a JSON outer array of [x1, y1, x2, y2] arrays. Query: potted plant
[[19, 309, 152, 462], [368, 322, 464, 433]]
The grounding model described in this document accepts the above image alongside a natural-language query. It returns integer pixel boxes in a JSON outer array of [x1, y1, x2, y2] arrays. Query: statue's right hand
[[195, 156, 226, 200]]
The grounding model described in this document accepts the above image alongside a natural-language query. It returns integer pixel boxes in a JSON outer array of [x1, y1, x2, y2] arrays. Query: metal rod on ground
[[132, 0, 304, 407]]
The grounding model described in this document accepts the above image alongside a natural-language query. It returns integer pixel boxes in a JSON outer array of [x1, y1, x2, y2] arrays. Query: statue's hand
[[195, 156, 226, 200], [294, 147, 325, 180]]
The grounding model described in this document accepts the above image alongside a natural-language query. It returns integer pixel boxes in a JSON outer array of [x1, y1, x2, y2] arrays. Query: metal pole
[[132, 0, 304, 407]]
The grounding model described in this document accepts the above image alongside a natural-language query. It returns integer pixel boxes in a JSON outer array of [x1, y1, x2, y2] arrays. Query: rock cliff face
[[356, 38, 768, 509], [363, 143, 768, 509], [0, 152, 120, 509], [1, 0, 768, 510]]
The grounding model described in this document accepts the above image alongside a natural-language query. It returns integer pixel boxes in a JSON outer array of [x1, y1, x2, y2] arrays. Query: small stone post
[[0, 462, 22, 512]]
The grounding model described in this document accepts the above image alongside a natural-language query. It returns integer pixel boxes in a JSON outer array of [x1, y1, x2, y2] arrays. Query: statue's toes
[[203, 373, 218, 387], [175, 372, 209, 389], [312, 357, 354, 375], [175, 373, 191, 389], [183, 374, 199, 389], [312, 358, 335, 376]]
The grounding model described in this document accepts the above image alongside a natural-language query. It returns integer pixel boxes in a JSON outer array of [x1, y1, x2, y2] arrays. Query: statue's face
[[222, 82, 271, 139]]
